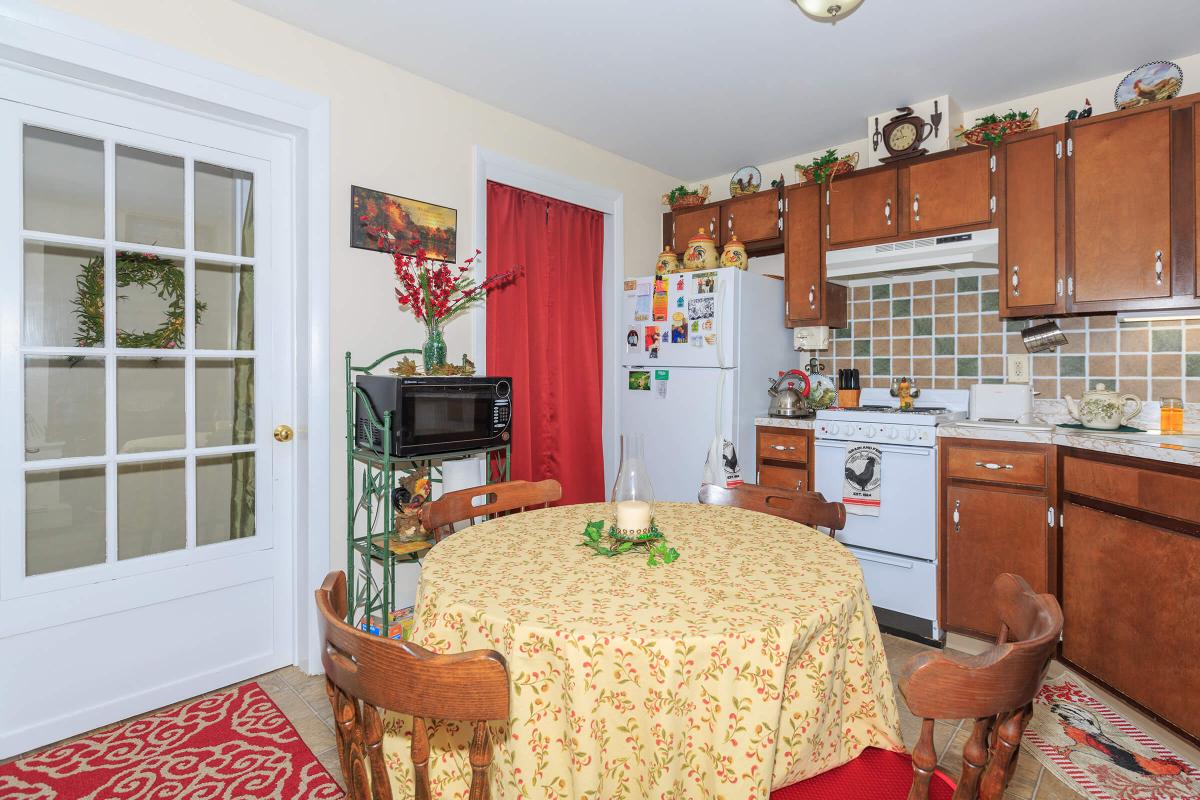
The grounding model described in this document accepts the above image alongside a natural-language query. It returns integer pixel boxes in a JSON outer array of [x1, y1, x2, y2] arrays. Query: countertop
[[753, 413, 1200, 467]]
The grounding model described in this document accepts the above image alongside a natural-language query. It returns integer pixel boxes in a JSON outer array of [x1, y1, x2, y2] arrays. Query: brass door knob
[[274, 424, 294, 443]]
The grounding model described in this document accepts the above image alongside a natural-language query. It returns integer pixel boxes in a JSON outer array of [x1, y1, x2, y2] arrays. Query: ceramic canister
[[684, 228, 718, 271], [655, 246, 680, 276], [720, 235, 748, 270]]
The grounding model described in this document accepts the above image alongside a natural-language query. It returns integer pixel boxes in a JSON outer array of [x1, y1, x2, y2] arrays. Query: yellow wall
[[34, 0, 681, 573]]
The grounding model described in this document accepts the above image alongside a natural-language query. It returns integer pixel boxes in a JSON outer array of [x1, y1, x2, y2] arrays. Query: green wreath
[[73, 251, 205, 349]]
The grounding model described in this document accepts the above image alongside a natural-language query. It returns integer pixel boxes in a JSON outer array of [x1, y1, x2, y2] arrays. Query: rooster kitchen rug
[[1025, 674, 1200, 800]]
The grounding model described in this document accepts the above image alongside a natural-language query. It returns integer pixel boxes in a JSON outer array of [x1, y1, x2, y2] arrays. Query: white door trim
[[471, 147, 624, 490], [0, 0, 332, 674]]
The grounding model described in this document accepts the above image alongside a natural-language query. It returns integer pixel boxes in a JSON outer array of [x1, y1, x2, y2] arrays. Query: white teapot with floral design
[[1064, 384, 1143, 430]]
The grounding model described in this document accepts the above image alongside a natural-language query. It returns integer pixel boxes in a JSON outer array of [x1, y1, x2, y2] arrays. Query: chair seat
[[770, 747, 955, 800]]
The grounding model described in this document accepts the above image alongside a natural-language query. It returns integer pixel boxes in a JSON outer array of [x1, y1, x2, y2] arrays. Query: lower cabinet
[[755, 425, 812, 493], [939, 438, 1055, 639]]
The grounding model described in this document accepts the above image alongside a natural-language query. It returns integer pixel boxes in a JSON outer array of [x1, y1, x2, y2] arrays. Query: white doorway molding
[[0, 0, 332, 674]]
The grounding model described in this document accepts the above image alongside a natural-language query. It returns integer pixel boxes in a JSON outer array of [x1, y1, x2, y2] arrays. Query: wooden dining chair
[[698, 482, 847, 534], [315, 571, 509, 800], [771, 573, 1063, 800], [420, 479, 562, 542]]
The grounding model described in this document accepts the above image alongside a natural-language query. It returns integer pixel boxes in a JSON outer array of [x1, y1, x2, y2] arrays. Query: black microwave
[[354, 375, 512, 458]]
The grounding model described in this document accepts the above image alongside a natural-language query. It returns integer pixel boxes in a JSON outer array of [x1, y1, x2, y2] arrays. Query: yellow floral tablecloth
[[384, 501, 902, 799]]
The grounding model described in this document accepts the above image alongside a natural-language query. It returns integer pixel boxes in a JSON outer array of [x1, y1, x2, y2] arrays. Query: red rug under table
[[0, 682, 343, 799]]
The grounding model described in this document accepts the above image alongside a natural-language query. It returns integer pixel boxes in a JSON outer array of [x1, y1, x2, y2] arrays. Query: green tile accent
[[935, 336, 956, 356], [834, 326, 852, 339], [1187, 355, 1200, 378], [872, 357, 891, 376], [853, 340, 871, 357], [1005, 320, 1028, 332], [956, 276, 979, 293], [912, 317, 933, 336], [1060, 356, 1085, 377], [1089, 379, 1114, 390], [1152, 329, 1182, 352], [980, 291, 1000, 312], [1119, 320, 1148, 328], [982, 377, 1004, 385], [956, 357, 979, 377], [891, 299, 911, 318], [871, 284, 891, 299]]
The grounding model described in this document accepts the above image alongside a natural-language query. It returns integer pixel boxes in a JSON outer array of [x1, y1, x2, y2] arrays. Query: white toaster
[[969, 383, 1035, 424]]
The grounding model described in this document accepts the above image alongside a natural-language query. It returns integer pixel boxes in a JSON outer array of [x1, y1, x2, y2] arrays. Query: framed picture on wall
[[350, 185, 457, 262]]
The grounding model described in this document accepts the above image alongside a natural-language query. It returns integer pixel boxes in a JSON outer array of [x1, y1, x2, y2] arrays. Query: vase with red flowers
[[362, 220, 521, 370]]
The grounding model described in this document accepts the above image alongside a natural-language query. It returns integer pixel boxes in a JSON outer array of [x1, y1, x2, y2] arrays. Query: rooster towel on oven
[[843, 444, 882, 516]]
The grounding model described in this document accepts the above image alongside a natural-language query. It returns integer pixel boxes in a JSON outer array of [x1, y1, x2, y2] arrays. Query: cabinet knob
[[1011, 265, 1020, 297], [953, 499, 961, 533], [912, 193, 920, 222], [975, 461, 1013, 470], [884, 198, 892, 226], [771, 444, 796, 451], [1155, 250, 1164, 285], [808, 284, 816, 309], [728, 213, 734, 231]]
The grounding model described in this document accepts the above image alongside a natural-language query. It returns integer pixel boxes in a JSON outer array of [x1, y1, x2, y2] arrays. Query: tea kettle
[[768, 370, 811, 418]]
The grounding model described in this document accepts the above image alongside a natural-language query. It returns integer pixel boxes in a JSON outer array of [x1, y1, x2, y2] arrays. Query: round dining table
[[383, 501, 903, 799]]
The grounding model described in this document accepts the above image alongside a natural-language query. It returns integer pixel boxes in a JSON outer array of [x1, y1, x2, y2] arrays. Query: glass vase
[[611, 434, 655, 539], [422, 324, 447, 371]]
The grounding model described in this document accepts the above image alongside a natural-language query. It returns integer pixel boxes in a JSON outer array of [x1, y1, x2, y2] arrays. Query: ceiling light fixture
[[791, 0, 864, 23]]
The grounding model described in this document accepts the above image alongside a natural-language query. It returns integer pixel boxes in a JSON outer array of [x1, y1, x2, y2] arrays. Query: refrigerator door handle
[[715, 275, 728, 369]]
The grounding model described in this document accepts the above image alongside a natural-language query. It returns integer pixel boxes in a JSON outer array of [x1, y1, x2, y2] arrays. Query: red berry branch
[[362, 219, 522, 325]]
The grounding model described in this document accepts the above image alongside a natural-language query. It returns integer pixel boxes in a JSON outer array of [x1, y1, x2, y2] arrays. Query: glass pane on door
[[115, 253, 187, 349], [195, 262, 254, 349], [25, 466, 107, 576], [195, 162, 254, 256], [22, 126, 104, 238], [196, 358, 254, 447], [116, 145, 184, 247], [118, 460, 185, 559], [197, 453, 256, 545], [24, 357, 105, 461], [23, 242, 104, 348], [117, 358, 185, 453]]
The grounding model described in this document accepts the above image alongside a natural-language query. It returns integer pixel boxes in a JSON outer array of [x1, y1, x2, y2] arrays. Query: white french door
[[0, 66, 294, 758]]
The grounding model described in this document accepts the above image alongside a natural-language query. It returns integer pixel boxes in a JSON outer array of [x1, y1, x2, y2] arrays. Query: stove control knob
[[906, 428, 918, 441], [864, 426, 876, 438], [887, 428, 898, 440], [825, 423, 838, 435]]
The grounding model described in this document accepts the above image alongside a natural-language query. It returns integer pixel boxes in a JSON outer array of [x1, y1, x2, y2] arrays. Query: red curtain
[[486, 181, 605, 504]]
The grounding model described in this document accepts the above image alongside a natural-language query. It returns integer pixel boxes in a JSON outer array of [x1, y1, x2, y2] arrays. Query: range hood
[[825, 228, 999, 281]]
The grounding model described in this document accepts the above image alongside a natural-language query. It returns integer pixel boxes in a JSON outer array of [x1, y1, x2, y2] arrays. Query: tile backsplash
[[823, 274, 1200, 402]]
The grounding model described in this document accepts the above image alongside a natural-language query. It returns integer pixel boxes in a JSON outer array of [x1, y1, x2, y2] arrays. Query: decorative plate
[[729, 166, 762, 197], [1114, 61, 1183, 110]]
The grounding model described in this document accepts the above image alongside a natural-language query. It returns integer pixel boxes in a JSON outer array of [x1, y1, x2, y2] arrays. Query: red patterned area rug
[[0, 682, 344, 799], [1026, 674, 1200, 800]]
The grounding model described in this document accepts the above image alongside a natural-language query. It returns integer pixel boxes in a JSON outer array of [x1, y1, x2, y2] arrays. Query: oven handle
[[849, 550, 916, 569], [814, 441, 934, 457]]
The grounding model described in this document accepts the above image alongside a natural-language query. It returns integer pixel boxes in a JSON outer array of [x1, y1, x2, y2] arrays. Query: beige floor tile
[[296, 677, 333, 714], [317, 746, 346, 789], [291, 713, 336, 753], [264, 684, 319, 722]]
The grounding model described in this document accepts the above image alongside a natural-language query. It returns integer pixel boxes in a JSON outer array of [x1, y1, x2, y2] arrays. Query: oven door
[[813, 438, 937, 561], [399, 384, 498, 455]]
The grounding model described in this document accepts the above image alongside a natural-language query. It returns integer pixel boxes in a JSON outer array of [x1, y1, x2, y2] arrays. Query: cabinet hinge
[[825, 189, 830, 206], [825, 223, 830, 240], [784, 197, 789, 213], [778, 197, 784, 213], [1056, 278, 1064, 297], [1060, 511, 1064, 527], [1055, 140, 1063, 159], [1047, 506, 1055, 527], [1067, 276, 1074, 296], [989, 154, 996, 173], [989, 196, 996, 214], [1066, 137, 1073, 157], [777, 217, 783, 232]]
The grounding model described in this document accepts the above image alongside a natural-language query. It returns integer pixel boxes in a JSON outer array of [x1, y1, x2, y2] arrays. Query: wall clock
[[880, 107, 933, 163]]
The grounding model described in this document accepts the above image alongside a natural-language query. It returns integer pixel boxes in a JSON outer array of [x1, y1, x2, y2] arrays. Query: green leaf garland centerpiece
[[579, 518, 679, 567]]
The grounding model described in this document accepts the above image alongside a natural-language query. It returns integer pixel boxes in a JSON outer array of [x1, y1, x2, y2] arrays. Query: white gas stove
[[814, 388, 968, 642]]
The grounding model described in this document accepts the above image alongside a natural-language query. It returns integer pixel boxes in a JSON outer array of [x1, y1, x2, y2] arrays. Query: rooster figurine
[[845, 456, 877, 492]]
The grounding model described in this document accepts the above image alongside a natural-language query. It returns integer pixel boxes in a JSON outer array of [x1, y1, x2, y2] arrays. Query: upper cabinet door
[[826, 168, 898, 247], [671, 204, 720, 254], [1001, 127, 1065, 315], [721, 189, 782, 246], [784, 183, 822, 324], [906, 148, 993, 233], [1070, 106, 1173, 303]]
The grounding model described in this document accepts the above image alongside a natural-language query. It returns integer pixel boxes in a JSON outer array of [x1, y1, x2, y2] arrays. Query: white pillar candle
[[616, 500, 651, 534]]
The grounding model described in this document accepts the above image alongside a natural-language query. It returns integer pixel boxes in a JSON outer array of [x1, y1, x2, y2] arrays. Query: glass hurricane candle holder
[[611, 434, 655, 539]]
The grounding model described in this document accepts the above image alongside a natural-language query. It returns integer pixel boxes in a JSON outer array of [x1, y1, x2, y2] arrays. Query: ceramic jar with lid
[[683, 228, 718, 271], [720, 235, 748, 270], [655, 246, 680, 276]]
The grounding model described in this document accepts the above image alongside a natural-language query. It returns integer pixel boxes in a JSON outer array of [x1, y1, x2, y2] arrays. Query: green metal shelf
[[345, 348, 510, 636]]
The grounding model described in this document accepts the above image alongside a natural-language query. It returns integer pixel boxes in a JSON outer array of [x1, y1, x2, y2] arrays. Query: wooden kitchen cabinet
[[906, 148, 993, 234], [756, 425, 812, 493], [721, 189, 783, 249], [939, 438, 1055, 639], [1069, 105, 1174, 304], [826, 167, 899, 247], [999, 125, 1066, 316], [665, 204, 720, 254]]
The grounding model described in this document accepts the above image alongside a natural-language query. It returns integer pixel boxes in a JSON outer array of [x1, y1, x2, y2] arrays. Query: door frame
[[471, 147, 625, 491], [0, 0, 332, 674]]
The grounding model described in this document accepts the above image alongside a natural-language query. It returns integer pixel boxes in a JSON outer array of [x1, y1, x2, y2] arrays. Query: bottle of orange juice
[[1161, 397, 1184, 434]]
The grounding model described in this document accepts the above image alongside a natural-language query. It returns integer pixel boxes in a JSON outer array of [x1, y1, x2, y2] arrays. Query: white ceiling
[[235, 0, 1200, 181]]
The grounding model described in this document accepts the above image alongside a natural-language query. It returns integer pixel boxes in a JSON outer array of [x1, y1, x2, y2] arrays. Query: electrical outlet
[[1007, 354, 1031, 384]]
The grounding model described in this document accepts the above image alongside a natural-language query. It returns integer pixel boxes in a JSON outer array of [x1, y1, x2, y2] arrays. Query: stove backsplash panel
[[820, 275, 1200, 403]]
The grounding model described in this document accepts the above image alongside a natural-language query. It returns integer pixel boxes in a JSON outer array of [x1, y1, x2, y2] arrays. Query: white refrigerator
[[618, 267, 796, 502]]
